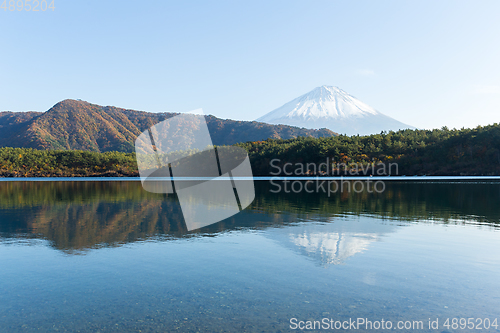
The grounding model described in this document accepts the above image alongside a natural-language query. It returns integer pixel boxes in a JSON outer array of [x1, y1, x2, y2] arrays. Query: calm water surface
[[0, 180, 499, 332]]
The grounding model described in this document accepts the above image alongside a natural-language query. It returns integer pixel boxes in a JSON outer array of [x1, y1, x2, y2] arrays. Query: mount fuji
[[257, 86, 414, 136]]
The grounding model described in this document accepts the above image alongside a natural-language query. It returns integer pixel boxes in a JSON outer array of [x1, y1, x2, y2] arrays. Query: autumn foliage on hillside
[[0, 99, 336, 153], [237, 124, 500, 176], [1, 99, 499, 177], [0, 148, 137, 177], [1, 123, 500, 177]]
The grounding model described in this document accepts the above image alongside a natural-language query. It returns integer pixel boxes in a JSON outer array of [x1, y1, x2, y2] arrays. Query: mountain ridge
[[0, 99, 337, 152]]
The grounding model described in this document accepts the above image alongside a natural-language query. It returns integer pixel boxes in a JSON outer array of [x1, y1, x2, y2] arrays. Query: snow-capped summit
[[257, 85, 413, 136], [260, 86, 378, 120]]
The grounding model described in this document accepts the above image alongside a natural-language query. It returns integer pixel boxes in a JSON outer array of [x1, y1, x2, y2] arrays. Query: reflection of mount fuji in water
[[1, 181, 500, 254], [264, 218, 396, 266]]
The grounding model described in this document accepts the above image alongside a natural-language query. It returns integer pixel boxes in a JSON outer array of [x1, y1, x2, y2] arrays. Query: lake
[[0, 180, 499, 332]]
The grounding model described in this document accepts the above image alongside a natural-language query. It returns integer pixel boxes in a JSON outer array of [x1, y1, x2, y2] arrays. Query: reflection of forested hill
[[254, 181, 500, 224], [0, 181, 499, 253], [2, 201, 186, 251], [0, 199, 296, 253]]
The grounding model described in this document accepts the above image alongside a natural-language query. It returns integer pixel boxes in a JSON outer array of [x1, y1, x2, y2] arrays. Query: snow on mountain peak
[[258, 85, 379, 122], [256, 86, 414, 136]]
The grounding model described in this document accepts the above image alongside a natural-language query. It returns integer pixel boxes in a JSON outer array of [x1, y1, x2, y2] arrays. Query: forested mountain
[[1, 123, 499, 177], [237, 124, 500, 176], [0, 99, 336, 152]]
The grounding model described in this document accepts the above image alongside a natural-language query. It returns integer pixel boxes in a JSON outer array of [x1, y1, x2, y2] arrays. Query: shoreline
[[1, 175, 500, 182]]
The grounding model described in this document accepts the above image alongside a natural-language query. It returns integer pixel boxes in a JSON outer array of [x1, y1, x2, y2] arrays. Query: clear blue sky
[[1, 0, 499, 130]]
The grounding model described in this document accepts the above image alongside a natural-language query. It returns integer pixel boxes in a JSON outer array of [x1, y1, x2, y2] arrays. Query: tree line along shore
[[1, 123, 499, 177]]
